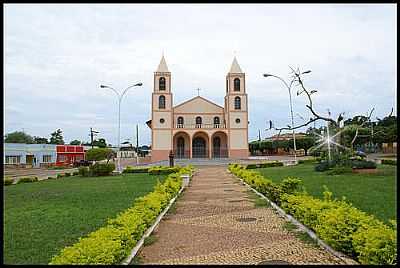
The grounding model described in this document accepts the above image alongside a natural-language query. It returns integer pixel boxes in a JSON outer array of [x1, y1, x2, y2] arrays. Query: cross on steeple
[[196, 88, 201, 96]]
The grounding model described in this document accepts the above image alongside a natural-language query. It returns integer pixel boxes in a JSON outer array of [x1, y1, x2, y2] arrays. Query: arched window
[[195, 116, 202, 128], [159, 95, 166, 109], [214, 116, 220, 128], [159, 77, 166, 91], [177, 116, 184, 128], [234, 78, 240, 91], [234, 96, 241, 110]]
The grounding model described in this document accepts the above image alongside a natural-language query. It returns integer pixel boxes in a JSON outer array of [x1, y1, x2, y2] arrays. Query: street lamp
[[263, 73, 298, 162], [100, 83, 143, 173]]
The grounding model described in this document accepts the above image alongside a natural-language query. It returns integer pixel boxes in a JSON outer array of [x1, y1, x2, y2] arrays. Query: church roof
[[173, 96, 224, 112], [156, 55, 170, 72], [229, 57, 243, 73]]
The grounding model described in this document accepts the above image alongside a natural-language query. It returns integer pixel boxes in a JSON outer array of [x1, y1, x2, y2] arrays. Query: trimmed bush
[[246, 161, 284, 169], [298, 159, 317, 164], [351, 160, 377, 169], [148, 166, 181, 175], [50, 166, 194, 265], [122, 166, 149, 174], [89, 163, 116, 176], [315, 161, 331, 172], [381, 159, 396, 166], [4, 177, 14, 186], [78, 166, 90, 177], [72, 171, 79, 176], [56, 174, 64, 179], [64, 172, 71, 177], [229, 163, 397, 265], [48, 176, 56, 180], [17, 176, 39, 184], [327, 166, 352, 175]]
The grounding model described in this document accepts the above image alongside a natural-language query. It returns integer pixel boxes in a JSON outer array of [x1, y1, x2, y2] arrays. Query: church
[[146, 56, 249, 162]]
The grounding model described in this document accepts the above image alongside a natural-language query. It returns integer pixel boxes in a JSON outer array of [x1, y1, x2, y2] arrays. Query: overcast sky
[[4, 4, 397, 146]]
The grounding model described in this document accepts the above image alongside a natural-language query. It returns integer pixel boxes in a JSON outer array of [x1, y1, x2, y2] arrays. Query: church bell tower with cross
[[224, 56, 249, 158], [150, 55, 174, 161]]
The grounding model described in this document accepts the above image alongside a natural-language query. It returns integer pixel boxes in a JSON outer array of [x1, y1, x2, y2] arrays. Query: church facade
[[146, 56, 249, 162]]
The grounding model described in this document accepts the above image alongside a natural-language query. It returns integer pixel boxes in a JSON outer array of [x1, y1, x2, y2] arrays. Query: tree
[[86, 148, 114, 163], [70, 140, 81, 145], [34, 136, 48, 144], [266, 66, 393, 155], [5, 131, 34, 144], [92, 138, 107, 148], [288, 136, 315, 156], [49, 129, 65, 145]]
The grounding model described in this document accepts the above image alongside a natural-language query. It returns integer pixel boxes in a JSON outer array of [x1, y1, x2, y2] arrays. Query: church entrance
[[192, 137, 207, 158], [211, 131, 228, 158], [173, 132, 190, 159]]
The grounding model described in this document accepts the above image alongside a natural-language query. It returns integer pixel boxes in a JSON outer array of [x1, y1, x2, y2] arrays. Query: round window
[[160, 118, 165, 123], [235, 118, 240, 123]]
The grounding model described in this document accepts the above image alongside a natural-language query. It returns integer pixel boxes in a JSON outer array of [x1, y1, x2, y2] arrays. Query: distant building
[[4, 143, 57, 168], [4, 143, 87, 168], [265, 132, 307, 141], [55, 145, 85, 166]]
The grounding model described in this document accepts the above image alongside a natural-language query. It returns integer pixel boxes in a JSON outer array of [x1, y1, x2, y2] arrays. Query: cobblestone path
[[137, 166, 355, 265]]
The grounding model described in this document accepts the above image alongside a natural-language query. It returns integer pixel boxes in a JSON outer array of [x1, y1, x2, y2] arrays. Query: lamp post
[[263, 73, 298, 162], [100, 83, 143, 173]]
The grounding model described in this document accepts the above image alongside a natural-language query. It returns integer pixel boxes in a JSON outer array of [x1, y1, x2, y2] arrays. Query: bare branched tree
[[265, 67, 392, 152]]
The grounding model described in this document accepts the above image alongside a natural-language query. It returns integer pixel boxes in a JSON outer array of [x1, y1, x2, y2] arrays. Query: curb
[[121, 173, 192, 265], [227, 169, 359, 265]]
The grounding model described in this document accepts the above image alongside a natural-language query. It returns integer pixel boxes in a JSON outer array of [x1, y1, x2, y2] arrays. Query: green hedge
[[148, 166, 181, 175], [245, 161, 284, 169], [78, 163, 116, 177], [122, 166, 149, 174], [50, 166, 194, 265], [381, 159, 397, 165], [4, 177, 14, 186], [228, 164, 397, 265], [17, 176, 39, 184], [351, 160, 377, 169], [298, 159, 317, 164]]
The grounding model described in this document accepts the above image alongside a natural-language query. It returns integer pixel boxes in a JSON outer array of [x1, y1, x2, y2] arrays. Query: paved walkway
[[137, 166, 355, 265]]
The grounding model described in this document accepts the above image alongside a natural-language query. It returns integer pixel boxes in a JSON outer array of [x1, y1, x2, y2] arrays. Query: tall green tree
[[4, 131, 34, 144], [34, 136, 48, 144], [69, 140, 81, 145], [49, 129, 65, 145], [92, 138, 107, 148]]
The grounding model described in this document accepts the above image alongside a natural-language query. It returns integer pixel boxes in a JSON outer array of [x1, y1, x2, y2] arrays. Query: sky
[[4, 4, 397, 146]]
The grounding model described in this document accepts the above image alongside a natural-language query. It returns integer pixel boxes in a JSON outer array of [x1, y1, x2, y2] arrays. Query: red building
[[56, 145, 85, 166]]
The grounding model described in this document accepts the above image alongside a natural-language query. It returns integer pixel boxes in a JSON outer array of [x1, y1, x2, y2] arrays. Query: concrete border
[[121, 174, 192, 265], [227, 169, 359, 265]]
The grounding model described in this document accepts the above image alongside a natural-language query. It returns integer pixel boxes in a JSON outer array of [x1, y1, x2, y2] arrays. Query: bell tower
[[224, 57, 249, 158], [151, 55, 173, 161]]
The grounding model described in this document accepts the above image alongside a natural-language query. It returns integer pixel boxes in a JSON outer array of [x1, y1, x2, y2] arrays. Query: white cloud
[[4, 3, 396, 144]]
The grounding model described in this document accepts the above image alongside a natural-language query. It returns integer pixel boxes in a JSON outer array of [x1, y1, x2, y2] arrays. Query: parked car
[[355, 151, 367, 158]]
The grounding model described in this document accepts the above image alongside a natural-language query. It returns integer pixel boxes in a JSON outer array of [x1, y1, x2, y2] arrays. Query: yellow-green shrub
[[49, 167, 190, 265], [229, 163, 397, 265]]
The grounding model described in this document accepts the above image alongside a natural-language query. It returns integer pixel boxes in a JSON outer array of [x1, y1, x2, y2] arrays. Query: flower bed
[[50, 166, 194, 265], [245, 161, 284, 169], [228, 164, 397, 265]]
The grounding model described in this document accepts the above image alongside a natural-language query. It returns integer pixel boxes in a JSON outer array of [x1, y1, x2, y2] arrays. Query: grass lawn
[[4, 173, 167, 265], [257, 163, 396, 223]]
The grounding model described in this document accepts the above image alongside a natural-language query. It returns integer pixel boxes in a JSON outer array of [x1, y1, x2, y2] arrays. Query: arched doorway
[[192, 137, 206, 158], [173, 132, 190, 159], [192, 132, 209, 158], [211, 131, 228, 158], [213, 137, 221, 157]]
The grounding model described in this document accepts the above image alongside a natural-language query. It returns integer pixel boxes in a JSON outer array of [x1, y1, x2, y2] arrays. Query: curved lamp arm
[[121, 83, 143, 99]]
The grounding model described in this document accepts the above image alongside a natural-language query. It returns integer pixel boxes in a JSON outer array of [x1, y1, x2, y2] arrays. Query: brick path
[[137, 166, 355, 265]]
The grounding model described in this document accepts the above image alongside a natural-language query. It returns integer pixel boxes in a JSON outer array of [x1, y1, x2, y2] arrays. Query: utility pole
[[136, 124, 139, 165], [90, 128, 99, 148]]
